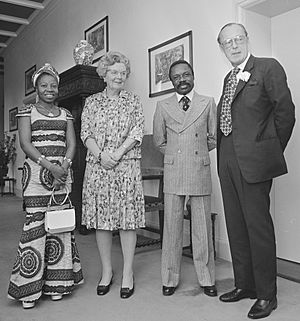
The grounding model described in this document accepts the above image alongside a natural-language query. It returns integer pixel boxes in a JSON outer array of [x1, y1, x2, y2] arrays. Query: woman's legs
[[119, 230, 136, 288], [96, 230, 113, 285]]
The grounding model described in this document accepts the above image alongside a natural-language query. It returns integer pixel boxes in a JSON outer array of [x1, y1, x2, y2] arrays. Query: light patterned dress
[[81, 90, 145, 230], [8, 104, 83, 303]]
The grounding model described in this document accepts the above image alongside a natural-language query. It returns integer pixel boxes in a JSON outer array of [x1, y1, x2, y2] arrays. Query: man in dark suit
[[216, 23, 295, 319]]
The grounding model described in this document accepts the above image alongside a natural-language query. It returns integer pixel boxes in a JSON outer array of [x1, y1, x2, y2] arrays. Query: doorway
[[237, 0, 300, 280]]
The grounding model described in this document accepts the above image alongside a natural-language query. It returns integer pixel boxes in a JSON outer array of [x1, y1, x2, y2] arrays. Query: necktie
[[220, 67, 240, 136], [180, 96, 190, 111]]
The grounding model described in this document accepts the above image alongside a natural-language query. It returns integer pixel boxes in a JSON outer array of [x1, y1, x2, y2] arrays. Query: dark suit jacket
[[217, 55, 295, 183]]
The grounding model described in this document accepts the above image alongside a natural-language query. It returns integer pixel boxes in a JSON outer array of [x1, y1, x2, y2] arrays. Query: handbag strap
[[47, 186, 73, 208]]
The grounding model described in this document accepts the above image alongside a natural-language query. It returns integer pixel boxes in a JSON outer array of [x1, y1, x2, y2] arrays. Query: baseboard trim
[[277, 258, 300, 283]]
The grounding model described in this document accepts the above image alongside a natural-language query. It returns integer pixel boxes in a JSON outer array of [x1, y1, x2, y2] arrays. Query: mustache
[[177, 81, 190, 87]]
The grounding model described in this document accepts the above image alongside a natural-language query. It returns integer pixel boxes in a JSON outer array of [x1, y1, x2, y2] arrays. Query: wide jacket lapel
[[232, 55, 255, 102], [181, 92, 208, 132], [163, 94, 184, 125]]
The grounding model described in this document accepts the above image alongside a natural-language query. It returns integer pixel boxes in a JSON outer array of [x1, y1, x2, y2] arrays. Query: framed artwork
[[84, 16, 109, 64], [148, 30, 193, 98], [25, 64, 36, 96], [9, 107, 18, 132]]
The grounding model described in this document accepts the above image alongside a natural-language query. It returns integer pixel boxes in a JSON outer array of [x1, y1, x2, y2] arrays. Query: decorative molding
[[236, 0, 300, 19], [0, 14, 29, 25], [236, 0, 266, 8], [0, 30, 17, 37], [235, 0, 266, 22], [59, 78, 102, 100], [1, 0, 44, 10], [1, 0, 60, 52]]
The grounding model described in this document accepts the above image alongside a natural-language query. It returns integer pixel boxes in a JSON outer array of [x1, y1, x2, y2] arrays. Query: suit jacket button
[[178, 149, 181, 154], [195, 151, 198, 155], [195, 133, 198, 137]]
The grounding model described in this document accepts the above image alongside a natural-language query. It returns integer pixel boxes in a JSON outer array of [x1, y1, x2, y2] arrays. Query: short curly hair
[[96, 51, 131, 78]]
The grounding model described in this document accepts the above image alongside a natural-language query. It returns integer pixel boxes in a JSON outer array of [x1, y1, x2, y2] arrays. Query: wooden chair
[[138, 134, 164, 248], [183, 201, 218, 259]]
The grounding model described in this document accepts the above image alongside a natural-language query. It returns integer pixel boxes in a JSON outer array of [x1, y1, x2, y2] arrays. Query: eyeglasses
[[107, 69, 127, 78], [221, 35, 247, 49]]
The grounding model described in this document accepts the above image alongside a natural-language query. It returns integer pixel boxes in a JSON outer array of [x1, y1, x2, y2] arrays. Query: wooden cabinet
[[57, 65, 105, 231]]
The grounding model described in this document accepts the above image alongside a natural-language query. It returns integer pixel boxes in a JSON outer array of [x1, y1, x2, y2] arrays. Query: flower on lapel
[[237, 71, 251, 82]]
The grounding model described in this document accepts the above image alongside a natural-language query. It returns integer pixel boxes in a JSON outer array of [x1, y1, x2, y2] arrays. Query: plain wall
[[271, 7, 300, 263], [2, 0, 241, 261]]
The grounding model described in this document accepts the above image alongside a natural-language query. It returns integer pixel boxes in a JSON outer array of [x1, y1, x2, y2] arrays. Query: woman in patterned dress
[[8, 63, 83, 309], [81, 51, 145, 299]]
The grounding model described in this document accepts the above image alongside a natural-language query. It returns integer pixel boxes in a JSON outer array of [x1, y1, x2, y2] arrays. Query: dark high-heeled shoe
[[120, 276, 134, 299], [97, 275, 113, 296], [120, 285, 134, 299]]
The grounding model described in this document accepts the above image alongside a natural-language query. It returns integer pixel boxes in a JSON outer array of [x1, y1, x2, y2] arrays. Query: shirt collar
[[236, 52, 250, 72], [176, 90, 194, 103]]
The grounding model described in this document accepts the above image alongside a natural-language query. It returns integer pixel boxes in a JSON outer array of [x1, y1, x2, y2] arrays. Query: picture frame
[[148, 30, 193, 98], [25, 64, 36, 96], [9, 107, 18, 132], [84, 16, 109, 64]]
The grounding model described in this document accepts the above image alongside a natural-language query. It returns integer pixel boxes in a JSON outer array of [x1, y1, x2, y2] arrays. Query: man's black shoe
[[202, 285, 217, 297], [219, 288, 256, 302], [162, 286, 176, 296], [248, 297, 277, 319]]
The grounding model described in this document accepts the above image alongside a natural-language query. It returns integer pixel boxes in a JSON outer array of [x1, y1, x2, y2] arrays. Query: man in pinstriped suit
[[153, 60, 217, 297]]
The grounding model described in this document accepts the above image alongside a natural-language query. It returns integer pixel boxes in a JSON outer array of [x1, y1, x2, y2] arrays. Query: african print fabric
[[8, 105, 83, 302], [81, 90, 145, 230]]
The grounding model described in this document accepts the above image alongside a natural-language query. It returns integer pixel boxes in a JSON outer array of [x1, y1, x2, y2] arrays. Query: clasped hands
[[100, 150, 123, 170], [49, 163, 68, 190]]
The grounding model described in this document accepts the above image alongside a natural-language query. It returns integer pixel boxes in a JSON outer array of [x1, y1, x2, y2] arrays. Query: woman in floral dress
[[8, 63, 83, 309], [81, 51, 145, 299]]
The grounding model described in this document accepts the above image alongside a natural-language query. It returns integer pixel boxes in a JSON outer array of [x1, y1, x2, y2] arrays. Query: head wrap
[[32, 63, 60, 88]]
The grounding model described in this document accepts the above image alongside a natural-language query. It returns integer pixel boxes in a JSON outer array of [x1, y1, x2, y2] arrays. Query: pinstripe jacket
[[153, 92, 216, 195]]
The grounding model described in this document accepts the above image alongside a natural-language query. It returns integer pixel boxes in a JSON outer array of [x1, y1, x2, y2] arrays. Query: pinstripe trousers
[[161, 193, 215, 287]]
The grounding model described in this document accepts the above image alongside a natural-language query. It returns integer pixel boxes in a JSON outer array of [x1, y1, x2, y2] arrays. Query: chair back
[[141, 134, 163, 169]]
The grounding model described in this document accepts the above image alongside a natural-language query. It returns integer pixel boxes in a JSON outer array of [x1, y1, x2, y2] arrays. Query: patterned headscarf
[[32, 63, 60, 88]]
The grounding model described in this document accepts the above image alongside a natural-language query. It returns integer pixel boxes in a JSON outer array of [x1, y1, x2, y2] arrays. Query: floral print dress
[[81, 90, 145, 230]]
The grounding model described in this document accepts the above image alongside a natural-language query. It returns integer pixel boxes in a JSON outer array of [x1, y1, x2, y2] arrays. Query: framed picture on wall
[[25, 64, 36, 96], [9, 107, 18, 132], [84, 16, 109, 64], [148, 30, 193, 98]]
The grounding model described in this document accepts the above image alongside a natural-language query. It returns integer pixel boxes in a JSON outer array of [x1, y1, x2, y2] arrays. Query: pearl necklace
[[37, 104, 56, 117]]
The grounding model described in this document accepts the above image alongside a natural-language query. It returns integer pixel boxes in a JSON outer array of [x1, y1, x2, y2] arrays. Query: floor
[[1, 195, 300, 321]]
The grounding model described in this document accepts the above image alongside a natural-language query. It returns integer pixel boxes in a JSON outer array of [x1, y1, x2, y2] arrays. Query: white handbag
[[45, 186, 76, 234]]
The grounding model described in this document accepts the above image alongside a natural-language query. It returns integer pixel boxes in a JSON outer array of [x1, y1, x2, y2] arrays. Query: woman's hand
[[101, 152, 118, 170], [52, 178, 64, 190], [49, 164, 68, 183], [110, 149, 123, 163]]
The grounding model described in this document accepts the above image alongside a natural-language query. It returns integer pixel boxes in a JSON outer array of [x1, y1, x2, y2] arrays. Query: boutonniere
[[237, 71, 251, 82]]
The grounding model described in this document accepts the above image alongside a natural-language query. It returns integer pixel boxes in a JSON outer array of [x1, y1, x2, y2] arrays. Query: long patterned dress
[[81, 90, 145, 230], [8, 104, 83, 303]]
